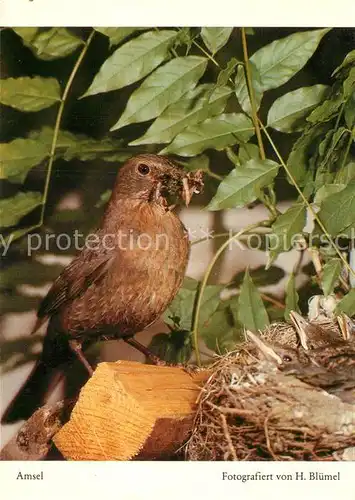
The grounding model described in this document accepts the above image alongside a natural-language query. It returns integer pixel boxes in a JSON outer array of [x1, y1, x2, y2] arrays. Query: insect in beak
[[181, 170, 204, 206], [182, 177, 192, 206]]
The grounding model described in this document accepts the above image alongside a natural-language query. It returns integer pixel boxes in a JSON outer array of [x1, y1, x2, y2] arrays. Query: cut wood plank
[[53, 361, 210, 460]]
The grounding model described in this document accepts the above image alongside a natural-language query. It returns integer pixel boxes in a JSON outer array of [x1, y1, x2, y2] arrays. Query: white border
[[1, 0, 355, 27], [0, 461, 354, 500]]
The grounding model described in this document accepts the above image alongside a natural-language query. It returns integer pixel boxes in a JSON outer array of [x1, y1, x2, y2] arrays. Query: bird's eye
[[282, 354, 293, 363], [138, 164, 150, 175]]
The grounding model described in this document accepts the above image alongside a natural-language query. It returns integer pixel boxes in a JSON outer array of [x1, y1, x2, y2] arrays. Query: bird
[[289, 310, 355, 372], [289, 310, 342, 350], [2, 154, 203, 423], [245, 330, 310, 369], [247, 318, 355, 403]]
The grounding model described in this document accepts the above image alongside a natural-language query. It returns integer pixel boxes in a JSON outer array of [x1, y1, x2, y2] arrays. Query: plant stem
[[39, 31, 95, 229], [207, 169, 223, 181], [191, 220, 269, 366], [191, 38, 220, 68], [188, 32, 235, 87], [191, 228, 271, 246], [226, 147, 241, 166], [228, 288, 285, 309], [340, 130, 353, 170], [241, 29, 278, 217], [334, 101, 345, 131], [260, 292, 285, 310], [258, 190, 278, 219], [240, 28, 265, 160], [260, 120, 355, 281]]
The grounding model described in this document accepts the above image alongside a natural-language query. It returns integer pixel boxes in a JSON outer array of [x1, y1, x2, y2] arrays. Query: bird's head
[[246, 330, 308, 368], [112, 154, 203, 207]]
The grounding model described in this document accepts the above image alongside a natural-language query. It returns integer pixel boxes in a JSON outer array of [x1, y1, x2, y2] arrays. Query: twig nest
[[185, 343, 355, 461]]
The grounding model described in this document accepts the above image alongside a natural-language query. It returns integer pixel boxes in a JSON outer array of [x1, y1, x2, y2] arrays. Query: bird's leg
[[124, 337, 166, 366], [68, 339, 94, 376]]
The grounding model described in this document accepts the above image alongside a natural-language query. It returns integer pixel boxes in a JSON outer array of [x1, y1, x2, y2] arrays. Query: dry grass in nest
[[185, 322, 355, 461]]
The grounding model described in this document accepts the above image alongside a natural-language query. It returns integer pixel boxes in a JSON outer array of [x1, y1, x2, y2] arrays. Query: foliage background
[[0, 27, 354, 369]]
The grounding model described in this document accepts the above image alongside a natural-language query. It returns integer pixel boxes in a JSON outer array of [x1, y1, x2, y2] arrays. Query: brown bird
[[289, 310, 355, 372], [289, 310, 342, 350], [2, 154, 203, 423], [246, 330, 355, 402]]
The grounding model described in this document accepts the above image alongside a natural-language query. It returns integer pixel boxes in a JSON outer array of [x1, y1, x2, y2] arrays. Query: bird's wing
[[37, 250, 115, 320]]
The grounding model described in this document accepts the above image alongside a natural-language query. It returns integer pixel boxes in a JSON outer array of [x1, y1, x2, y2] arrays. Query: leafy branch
[[39, 30, 96, 230], [191, 220, 270, 366], [2, 27, 354, 367]]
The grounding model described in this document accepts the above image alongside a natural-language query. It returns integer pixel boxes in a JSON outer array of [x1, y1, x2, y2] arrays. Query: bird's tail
[[1, 359, 64, 423], [1, 318, 75, 424]]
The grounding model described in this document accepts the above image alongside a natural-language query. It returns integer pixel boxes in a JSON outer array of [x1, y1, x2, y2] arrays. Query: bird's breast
[[61, 202, 190, 337]]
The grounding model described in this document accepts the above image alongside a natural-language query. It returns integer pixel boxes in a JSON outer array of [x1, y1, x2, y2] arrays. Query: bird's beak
[[246, 330, 283, 364], [337, 313, 354, 341], [289, 310, 309, 349]]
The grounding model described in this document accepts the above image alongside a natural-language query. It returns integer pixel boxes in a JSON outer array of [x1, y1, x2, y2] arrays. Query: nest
[[185, 322, 355, 461]]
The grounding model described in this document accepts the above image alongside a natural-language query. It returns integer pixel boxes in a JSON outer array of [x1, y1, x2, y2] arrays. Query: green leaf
[[208, 158, 279, 210], [164, 278, 222, 331], [0, 192, 42, 228], [161, 113, 254, 157], [200, 27, 233, 54], [343, 67, 355, 98], [130, 84, 231, 146], [83, 30, 177, 97], [321, 258, 342, 296], [335, 161, 355, 184], [238, 269, 269, 331], [197, 285, 224, 328], [0, 77, 61, 112], [0, 260, 66, 288], [110, 56, 208, 131], [314, 128, 349, 188], [238, 143, 261, 164], [217, 58, 240, 87], [94, 28, 145, 47], [231, 265, 285, 288], [13, 28, 38, 44], [267, 85, 329, 132], [250, 28, 330, 92], [15, 28, 84, 60], [177, 154, 210, 173], [332, 49, 355, 76], [344, 92, 355, 129], [335, 289, 355, 316], [148, 330, 192, 364], [307, 82, 345, 124], [286, 123, 330, 186], [174, 28, 194, 52], [235, 62, 263, 115], [0, 226, 38, 247], [314, 184, 346, 205], [0, 138, 49, 183], [267, 204, 306, 264], [319, 181, 355, 235], [284, 273, 300, 320], [28, 127, 133, 163], [200, 304, 242, 353], [95, 190, 112, 208]]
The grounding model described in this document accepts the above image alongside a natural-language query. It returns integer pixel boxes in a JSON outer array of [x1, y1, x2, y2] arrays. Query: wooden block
[[53, 361, 210, 460]]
